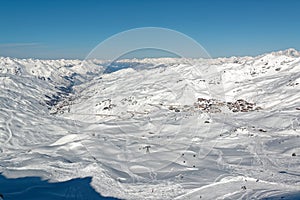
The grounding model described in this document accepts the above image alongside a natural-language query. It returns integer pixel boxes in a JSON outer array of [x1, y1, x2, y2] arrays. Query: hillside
[[0, 50, 299, 199]]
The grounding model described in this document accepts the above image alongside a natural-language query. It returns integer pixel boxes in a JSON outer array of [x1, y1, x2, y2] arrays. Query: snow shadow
[[0, 175, 118, 200], [261, 191, 300, 200]]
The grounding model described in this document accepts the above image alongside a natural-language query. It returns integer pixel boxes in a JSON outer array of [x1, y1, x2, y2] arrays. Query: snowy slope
[[0, 49, 299, 199]]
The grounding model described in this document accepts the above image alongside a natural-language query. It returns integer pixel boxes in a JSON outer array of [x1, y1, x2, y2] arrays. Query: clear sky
[[0, 0, 299, 59]]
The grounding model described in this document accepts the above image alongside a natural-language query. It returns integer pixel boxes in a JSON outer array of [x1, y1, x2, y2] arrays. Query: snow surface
[[0, 49, 299, 199]]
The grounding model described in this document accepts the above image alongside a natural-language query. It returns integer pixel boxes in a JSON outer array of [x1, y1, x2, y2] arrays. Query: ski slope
[[0, 49, 299, 199]]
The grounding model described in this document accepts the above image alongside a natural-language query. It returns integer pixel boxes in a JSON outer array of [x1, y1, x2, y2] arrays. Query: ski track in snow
[[4, 115, 12, 144], [0, 49, 300, 199]]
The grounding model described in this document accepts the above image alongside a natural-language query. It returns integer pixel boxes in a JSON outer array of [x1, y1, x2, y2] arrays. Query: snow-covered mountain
[[0, 49, 299, 199]]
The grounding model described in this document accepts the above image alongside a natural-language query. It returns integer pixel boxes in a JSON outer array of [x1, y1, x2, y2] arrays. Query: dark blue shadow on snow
[[261, 191, 300, 200], [0, 175, 118, 200]]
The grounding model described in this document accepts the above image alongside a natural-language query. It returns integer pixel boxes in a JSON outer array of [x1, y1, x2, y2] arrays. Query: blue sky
[[0, 0, 300, 59]]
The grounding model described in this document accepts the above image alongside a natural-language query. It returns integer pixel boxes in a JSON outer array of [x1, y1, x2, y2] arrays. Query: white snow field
[[0, 49, 299, 199]]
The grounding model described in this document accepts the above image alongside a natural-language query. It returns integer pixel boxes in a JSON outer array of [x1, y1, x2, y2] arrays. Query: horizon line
[[0, 47, 299, 61]]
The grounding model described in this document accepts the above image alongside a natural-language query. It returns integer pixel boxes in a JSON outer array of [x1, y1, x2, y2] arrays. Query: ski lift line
[[127, 110, 149, 115], [69, 113, 120, 117], [69, 112, 148, 120]]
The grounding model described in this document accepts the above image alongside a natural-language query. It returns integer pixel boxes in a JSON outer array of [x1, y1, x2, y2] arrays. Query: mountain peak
[[271, 48, 300, 57]]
